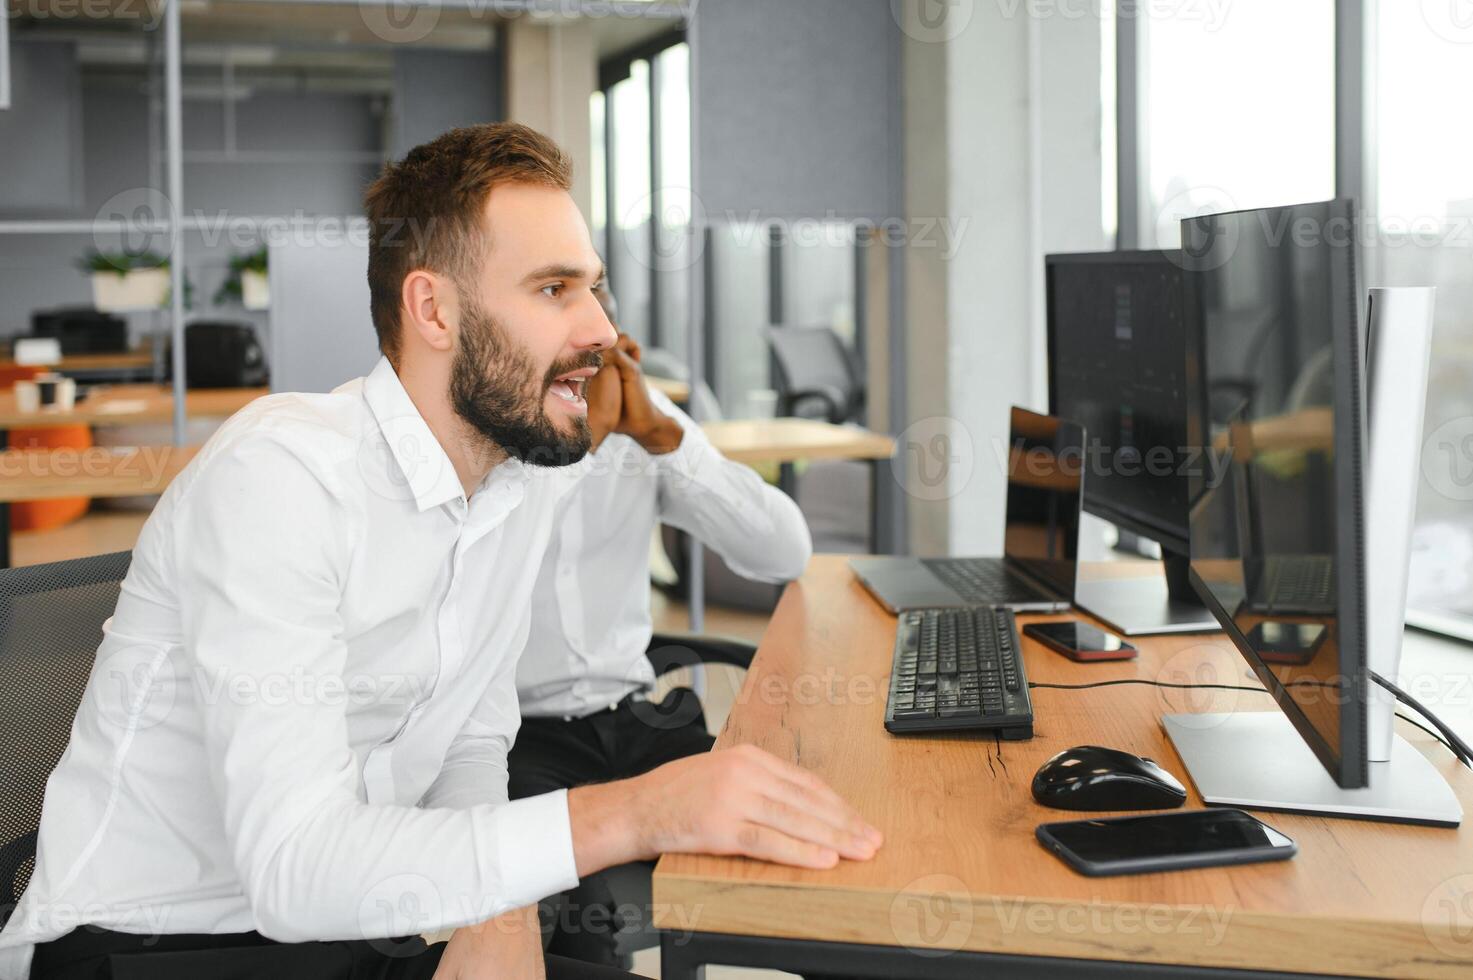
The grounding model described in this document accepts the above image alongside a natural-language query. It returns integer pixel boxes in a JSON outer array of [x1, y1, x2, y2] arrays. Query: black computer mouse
[[1031, 745, 1187, 811]]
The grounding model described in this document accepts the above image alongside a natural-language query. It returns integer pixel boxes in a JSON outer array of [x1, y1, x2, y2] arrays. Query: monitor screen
[[1004, 406, 1086, 598], [1183, 199, 1368, 790], [1045, 251, 1194, 552]]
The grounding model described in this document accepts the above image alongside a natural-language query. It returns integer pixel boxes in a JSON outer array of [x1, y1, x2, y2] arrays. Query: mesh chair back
[[0, 551, 130, 923], [765, 326, 862, 423]]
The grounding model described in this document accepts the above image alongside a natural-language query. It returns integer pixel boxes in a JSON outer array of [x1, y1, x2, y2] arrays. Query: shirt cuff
[[489, 789, 580, 907]]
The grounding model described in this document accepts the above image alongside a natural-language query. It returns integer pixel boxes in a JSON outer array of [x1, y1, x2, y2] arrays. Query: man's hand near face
[[607, 338, 684, 456], [584, 351, 623, 452]]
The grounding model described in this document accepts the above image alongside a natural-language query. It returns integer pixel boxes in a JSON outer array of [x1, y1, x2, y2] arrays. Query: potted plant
[[77, 249, 178, 311], [213, 246, 270, 310]]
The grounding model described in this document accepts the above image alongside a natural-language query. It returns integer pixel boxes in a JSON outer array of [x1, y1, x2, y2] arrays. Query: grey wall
[[392, 48, 502, 158], [691, 0, 901, 222], [0, 40, 83, 213], [268, 237, 379, 394]]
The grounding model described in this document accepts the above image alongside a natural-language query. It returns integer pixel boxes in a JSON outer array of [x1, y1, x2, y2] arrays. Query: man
[[512, 288, 813, 963], [0, 123, 880, 980]]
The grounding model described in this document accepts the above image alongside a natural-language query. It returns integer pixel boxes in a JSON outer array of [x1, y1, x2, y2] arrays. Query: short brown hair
[[363, 123, 573, 361]]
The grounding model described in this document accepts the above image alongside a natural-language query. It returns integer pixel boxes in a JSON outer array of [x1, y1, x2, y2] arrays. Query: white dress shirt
[[0, 358, 583, 980], [516, 388, 812, 718]]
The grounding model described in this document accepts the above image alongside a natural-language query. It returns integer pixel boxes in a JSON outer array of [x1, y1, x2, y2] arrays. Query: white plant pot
[[91, 268, 170, 311], [241, 269, 270, 310]]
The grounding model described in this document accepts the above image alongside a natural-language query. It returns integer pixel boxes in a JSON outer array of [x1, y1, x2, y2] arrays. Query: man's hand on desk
[[433, 905, 545, 980], [567, 744, 883, 874]]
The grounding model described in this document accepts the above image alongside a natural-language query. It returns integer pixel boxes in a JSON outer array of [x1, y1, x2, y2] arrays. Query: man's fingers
[[746, 794, 877, 861], [731, 822, 840, 869], [737, 748, 883, 846]]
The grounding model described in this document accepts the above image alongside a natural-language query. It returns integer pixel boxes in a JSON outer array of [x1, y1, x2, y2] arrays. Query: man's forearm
[[567, 779, 648, 878]]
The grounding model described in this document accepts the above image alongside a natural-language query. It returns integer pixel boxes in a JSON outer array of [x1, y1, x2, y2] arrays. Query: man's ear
[[401, 270, 457, 355]]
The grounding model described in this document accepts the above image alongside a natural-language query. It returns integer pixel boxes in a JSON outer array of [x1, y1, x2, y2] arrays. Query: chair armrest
[[778, 385, 847, 424], [646, 632, 757, 676]]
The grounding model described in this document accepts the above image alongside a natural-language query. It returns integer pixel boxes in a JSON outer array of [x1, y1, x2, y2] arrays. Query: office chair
[[765, 325, 865, 424], [765, 326, 873, 553], [0, 551, 132, 928], [579, 631, 757, 964]]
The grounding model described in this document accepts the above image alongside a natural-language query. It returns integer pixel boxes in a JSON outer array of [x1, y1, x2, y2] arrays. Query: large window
[[1372, 2, 1473, 631], [1136, 1, 1335, 248], [595, 34, 691, 361]]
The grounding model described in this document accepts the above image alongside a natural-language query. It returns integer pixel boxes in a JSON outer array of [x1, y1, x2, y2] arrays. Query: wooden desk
[[652, 556, 1473, 979], [0, 384, 266, 430], [701, 418, 895, 466], [0, 445, 199, 504], [646, 375, 690, 404], [0, 349, 156, 377]]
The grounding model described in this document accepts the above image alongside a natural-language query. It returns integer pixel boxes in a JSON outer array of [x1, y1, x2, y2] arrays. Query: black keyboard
[[1252, 555, 1335, 614], [921, 558, 1044, 605], [884, 607, 1033, 738]]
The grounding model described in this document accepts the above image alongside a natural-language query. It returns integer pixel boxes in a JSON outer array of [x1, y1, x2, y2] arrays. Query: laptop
[[851, 406, 1086, 613]]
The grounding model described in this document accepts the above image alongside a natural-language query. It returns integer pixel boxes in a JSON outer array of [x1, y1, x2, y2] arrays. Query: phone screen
[[1045, 809, 1293, 864], [1026, 621, 1133, 655]]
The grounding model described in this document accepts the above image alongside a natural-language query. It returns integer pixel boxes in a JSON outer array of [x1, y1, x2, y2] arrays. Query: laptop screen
[[1003, 406, 1086, 598]]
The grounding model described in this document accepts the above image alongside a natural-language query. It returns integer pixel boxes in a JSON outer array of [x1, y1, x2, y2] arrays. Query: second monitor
[[1045, 250, 1218, 634]]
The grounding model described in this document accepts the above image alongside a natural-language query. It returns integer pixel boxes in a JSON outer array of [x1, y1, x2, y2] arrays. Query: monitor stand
[[1162, 711, 1463, 826], [1074, 551, 1220, 636]]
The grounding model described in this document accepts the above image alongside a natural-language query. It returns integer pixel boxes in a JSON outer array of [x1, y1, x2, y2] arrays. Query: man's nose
[[576, 294, 618, 351]]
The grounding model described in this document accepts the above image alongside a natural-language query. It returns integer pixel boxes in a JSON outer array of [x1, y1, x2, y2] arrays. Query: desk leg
[[660, 932, 707, 980], [778, 461, 796, 498], [1, 428, 10, 569]]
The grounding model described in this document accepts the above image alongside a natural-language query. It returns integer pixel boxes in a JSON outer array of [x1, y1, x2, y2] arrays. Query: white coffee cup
[[14, 380, 41, 414]]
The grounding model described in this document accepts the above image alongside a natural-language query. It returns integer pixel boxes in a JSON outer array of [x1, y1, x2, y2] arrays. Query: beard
[[449, 296, 599, 467]]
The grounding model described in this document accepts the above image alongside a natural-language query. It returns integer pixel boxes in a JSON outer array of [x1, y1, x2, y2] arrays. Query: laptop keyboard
[[921, 557, 1044, 605], [884, 606, 1033, 738]]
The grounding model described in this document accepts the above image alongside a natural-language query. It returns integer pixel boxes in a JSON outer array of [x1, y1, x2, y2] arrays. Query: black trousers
[[32, 926, 633, 979], [508, 687, 716, 966]]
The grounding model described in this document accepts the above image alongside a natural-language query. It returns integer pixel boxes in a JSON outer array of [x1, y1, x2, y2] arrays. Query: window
[[594, 34, 690, 357], [1136, 1, 1335, 248], [1372, 2, 1473, 631]]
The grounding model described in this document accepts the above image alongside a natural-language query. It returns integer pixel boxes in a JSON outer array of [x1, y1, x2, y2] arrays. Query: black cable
[[1373, 671, 1473, 768], [1028, 679, 1266, 693], [1394, 712, 1468, 768], [1030, 675, 1473, 771]]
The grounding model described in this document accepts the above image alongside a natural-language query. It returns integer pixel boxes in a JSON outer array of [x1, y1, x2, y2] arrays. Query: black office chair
[[0, 551, 131, 928], [567, 631, 756, 964], [765, 325, 865, 424], [765, 326, 873, 553]]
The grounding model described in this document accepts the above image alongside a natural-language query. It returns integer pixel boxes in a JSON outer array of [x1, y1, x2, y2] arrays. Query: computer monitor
[[1044, 251, 1217, 634], [1164, 199, 1460, 825]]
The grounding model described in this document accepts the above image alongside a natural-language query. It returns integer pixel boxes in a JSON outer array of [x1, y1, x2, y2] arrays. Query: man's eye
[[542, 283, 563, 298]]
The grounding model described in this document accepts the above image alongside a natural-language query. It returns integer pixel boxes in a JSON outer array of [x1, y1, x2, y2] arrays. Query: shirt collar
[[361, 356, 484, 512]]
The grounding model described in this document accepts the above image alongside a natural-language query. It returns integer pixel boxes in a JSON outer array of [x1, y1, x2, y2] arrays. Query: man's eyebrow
[[520, 263, 603, 286]]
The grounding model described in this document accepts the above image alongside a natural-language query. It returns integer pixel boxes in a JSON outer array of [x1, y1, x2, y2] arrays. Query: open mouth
[[548, 366, 597, 408]]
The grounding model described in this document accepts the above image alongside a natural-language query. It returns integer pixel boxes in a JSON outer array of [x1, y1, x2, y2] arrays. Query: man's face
[[449, 183, 616, 466]]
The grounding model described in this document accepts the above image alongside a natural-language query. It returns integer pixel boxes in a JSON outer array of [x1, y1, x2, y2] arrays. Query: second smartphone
[[1024, 620, 1137, 662]]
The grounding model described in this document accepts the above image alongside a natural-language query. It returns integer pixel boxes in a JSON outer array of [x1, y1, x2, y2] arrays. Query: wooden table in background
[[646, 375, 690, 404], [0, 386, 261, 567], [0, 384, 266, 431], [652, 555, 1473, 979], [0, 349, 156, 378]]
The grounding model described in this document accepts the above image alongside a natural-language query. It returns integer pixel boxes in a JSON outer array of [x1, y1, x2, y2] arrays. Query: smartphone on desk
[[1036, 809, 1297, 877], [1023, 620, 1136, 662]]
